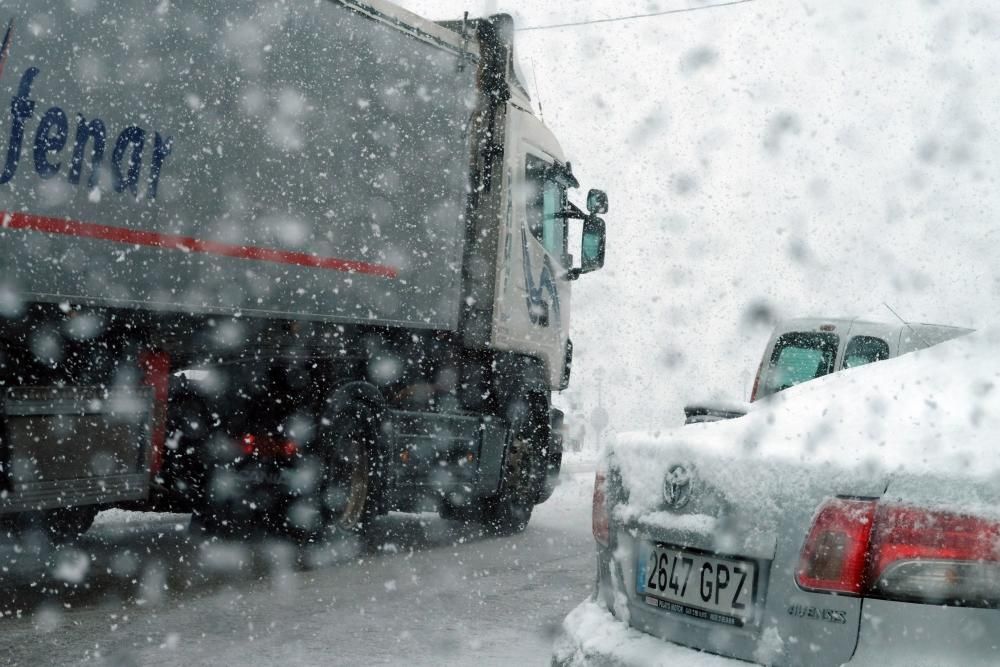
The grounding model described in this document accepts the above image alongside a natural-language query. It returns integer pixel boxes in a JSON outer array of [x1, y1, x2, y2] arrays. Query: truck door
[[492, 109, 573, 388]]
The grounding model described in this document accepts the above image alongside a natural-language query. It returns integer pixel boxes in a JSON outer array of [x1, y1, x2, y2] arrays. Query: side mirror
[[586, 189, 609, 215], [564, 191, 608, 280], [580, 216, 605, 274]]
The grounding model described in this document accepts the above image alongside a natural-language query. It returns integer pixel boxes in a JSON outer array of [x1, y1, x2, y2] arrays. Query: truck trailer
[[0, 0, 608, 540]]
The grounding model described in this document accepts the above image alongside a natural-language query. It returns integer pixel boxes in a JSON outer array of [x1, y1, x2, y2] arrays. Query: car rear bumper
[[555, 595, 1000, 667], [850, 598, 1000, 667], [552, 598, 747, 667]]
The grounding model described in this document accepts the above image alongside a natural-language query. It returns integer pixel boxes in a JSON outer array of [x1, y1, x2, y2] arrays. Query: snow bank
[[93, 509, 189, 526], [553, 598, 744, 667], [612, 327, 1000, 514]]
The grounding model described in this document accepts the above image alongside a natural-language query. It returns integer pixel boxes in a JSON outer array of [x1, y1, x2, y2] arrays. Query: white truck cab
[[0, 1, 609, 540]]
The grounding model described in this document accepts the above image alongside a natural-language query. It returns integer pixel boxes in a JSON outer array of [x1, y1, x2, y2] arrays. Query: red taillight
[[870, 505, 1000, 575], [796, 498, 877, 595], [241, 434, 298, 459], [798, 498, 1000, 606], [241, 434, 257, 456], [592, 470, 610, 547], [866, 504, 1000, 605]]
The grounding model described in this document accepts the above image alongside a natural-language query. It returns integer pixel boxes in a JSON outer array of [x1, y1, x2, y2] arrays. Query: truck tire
[[475, 393, 550, 535], [302, 401, 380, 538], [161, 386, 215, 511], [478, 431, 536, 535], [535, 408, 564, 505]]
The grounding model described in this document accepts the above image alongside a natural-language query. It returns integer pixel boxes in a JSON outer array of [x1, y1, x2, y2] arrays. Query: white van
[[750, 317, 972, 401], [684, 317, 972, 423]]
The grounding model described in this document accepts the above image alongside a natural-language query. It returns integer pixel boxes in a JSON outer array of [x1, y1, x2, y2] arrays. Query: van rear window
[[762, 332, 839, 397]]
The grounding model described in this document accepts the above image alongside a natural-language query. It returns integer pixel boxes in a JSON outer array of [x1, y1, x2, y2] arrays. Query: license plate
[[636, 543, 757, 627]]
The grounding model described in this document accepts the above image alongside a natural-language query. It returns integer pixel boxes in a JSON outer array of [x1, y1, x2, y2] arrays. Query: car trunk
[[606, 436, 888, 666], [601, 331, 1000, 665]]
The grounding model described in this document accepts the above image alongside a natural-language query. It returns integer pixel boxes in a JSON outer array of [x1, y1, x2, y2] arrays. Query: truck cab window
[[526, 156, 567, 265]]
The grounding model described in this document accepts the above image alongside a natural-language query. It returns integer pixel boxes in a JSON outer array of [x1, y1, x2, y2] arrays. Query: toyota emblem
[[662, 463, 694, 509]]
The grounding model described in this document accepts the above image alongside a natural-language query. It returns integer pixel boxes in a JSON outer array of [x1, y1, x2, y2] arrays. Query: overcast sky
[[397, 0, 1000, 441]]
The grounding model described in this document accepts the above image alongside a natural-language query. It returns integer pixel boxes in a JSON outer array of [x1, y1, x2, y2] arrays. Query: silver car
[[555, 329, 999, 666]]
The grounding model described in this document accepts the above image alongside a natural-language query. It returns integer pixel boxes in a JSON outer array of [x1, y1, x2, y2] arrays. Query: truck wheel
[[162, 385, 215, 511], [303, 403, 378, 538], [478, 429, 536, 535], [535, 408, 564, 505], [42, 506, 99, 543], [477, 395, 549, 535]]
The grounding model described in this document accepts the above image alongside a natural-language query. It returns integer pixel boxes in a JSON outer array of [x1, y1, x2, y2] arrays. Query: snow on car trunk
[[600, 326, 997, 664], [604, 437, 886, 664]]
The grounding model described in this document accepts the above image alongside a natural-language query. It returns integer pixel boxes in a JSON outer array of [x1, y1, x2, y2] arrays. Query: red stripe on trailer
[[140, 350, 171, 477], [0, 210, 399, 279]]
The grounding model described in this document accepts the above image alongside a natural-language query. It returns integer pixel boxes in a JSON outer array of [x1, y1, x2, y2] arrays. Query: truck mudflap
[[0, 386, 154, 513], [535, 407, 564, 504]]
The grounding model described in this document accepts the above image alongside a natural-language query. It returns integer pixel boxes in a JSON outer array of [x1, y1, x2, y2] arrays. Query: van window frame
[[842, 335, 890, 370], [761, 331, 840, 398]]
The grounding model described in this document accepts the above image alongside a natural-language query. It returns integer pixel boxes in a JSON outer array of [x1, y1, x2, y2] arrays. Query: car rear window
[[762, 332, 839, 397], [843, 335, 890, 369]]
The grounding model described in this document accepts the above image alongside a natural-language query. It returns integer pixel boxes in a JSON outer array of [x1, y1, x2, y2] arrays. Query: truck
[[0, 0, 608, 541]]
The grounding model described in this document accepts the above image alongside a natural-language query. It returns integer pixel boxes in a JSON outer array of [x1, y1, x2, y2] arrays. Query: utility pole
[[590, 371, 609, 450]]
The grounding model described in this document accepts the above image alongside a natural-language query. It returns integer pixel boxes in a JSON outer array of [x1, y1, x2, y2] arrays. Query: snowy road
[[1, 458, 598, 666]]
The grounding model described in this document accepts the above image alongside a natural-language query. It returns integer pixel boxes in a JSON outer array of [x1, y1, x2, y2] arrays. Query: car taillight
[[797, 498, 1000, 607], [867, 504, 1000, 606], [592, 470, 610, 547], [796, 498, 877, 595]]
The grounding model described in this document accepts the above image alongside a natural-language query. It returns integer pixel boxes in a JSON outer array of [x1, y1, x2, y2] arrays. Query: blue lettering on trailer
[[0, 61, 174, 199], [68, 116, 107, 189]]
